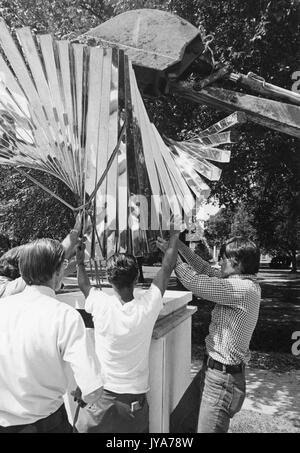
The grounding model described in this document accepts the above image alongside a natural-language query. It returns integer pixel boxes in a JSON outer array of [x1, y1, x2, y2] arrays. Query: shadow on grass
[[230, 410, 300, 433]]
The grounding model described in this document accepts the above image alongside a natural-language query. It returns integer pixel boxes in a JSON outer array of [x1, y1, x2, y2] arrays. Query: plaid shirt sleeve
[[175, 260, 249, 307], [178, 241, 221, 277]]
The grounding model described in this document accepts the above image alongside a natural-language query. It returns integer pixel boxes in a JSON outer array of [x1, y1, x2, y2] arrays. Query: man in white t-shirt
[[75, 231, 179, 433], [0, 238, 103, 433]]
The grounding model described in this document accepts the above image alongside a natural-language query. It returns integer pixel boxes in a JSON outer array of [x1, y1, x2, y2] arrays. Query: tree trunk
[[291, 250, 298, 273]]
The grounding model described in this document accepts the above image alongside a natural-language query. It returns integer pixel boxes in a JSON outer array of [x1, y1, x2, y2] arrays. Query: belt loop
[[204, 354, 207, 367], [222, 363, 226, 373], [207, 355, 211, 368]]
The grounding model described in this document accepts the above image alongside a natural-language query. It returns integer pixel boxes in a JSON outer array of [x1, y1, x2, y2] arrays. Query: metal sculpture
[[0, 17, 235, 263]]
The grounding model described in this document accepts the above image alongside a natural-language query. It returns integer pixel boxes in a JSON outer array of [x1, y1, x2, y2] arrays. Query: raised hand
[[72, 212, 82, 234], [169, 213, 186, 236], [156, 236, 169, 254], [72, 210, 94, 237], [76, 239, 86, 265]]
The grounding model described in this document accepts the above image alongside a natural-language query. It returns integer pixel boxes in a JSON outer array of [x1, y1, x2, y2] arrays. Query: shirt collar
[[24, 285, 56, 298]]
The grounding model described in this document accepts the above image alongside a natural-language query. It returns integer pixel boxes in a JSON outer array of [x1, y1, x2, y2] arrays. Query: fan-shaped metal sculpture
[[0, 19, 234, 260]]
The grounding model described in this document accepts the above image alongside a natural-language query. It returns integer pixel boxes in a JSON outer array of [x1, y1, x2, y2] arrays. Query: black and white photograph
[[0, 0, 299, 437]]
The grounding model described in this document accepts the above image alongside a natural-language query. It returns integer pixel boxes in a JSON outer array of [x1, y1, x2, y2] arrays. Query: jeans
[[170, 362, 246, 433]]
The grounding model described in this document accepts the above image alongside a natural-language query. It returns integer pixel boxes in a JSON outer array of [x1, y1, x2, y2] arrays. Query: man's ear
[[230, 257, 240, 269], [56, 266, 63, 278], [233, 259, 242, 273]]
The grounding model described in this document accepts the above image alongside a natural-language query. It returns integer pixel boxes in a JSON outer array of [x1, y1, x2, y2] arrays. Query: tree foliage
[[0, 0, 113, 37], [0, 167, 78, 248], [252, 136, 300, 271], [0, 0, 299, 266], [204, 208, 233, 248], [204, 202, 257, 248]]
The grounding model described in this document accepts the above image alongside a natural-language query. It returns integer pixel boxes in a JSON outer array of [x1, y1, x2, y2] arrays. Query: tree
[[230, 202, 257, 241], [0, 167, 78, 244], [204, 208, 232, 248], [252, 136, 300, 272], [0, 0, 298, 267], [204, 202, 257, 248], [146, 0, 300, 270], [0, 1, 112, 37]]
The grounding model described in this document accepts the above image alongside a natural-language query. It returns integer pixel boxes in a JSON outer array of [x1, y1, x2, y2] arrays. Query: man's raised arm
[[157, 236, 221, 278], [61, 214, 82, 260], [76, 241, 92, 299], [152, 231, 180, 296], [178, 241, 221, 277]]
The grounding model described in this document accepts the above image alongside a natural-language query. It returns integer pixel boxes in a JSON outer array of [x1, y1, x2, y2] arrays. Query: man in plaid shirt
[[157, 236, 261, 433]]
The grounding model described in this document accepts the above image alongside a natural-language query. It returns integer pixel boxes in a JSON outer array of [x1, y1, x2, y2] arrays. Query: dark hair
[[0, 246, 23, 280], [219, 237, 260, 274], [19, 239, 65, 286], [106, 254, 139, 289]]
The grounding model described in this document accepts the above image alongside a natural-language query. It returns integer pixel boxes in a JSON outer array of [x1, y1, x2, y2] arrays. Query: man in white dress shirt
[[0, 238, 103, 433]]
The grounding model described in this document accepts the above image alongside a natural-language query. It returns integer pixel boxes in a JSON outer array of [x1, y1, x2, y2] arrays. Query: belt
[[204, 354, 244, 374], [104, 389, 147, 413], [104, 389, 146, 406]]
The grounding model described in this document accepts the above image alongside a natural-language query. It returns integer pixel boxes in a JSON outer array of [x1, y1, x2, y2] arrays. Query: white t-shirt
[[0, 285, 103, 427], [85, 283, 163, 394]]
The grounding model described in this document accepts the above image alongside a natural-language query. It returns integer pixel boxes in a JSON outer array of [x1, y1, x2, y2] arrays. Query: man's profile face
[[219, 256, 238, 278]]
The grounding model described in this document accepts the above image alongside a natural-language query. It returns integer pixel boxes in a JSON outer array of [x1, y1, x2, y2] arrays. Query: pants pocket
[[202, 369, 229, 407], [228, 384, 245, 418], [115, 400, 135, 421], [114, 399, 149, 433], [76, 401, 115, 433]]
